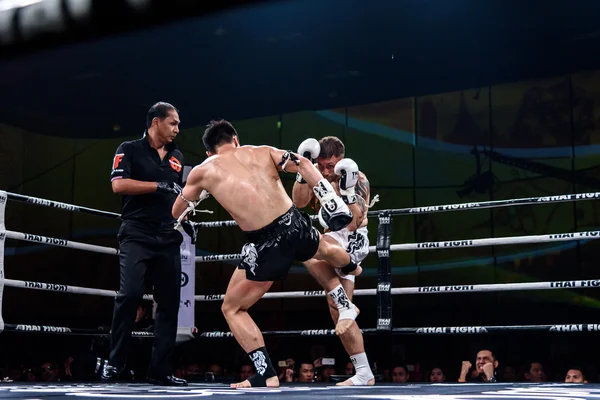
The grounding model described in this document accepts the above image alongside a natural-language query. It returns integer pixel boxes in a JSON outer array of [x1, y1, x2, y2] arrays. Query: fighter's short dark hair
[[202, 119, 238, 153]]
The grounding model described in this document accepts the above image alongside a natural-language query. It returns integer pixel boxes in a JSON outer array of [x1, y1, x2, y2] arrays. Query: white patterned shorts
[[324, 226, 369, 283]]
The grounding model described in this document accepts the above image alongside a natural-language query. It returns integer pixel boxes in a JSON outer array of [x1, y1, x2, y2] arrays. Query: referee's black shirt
[[110, 135, 184, 229]]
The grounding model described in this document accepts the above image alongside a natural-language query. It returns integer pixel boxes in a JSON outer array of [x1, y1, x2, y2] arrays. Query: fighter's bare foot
[[230, 376, 279, 388], [336, 377, 375, 386], [335, 305, 360, 335]]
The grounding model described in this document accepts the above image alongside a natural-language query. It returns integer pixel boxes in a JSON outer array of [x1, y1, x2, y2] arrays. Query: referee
[[101, 102, 188, 386]]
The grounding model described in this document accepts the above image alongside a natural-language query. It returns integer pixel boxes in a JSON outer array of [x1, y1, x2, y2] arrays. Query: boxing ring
[[1, 189, 600, 399]]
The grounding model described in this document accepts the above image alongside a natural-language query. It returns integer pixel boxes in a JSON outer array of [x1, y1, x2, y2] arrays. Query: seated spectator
[[238, 364, 254, 382], [342, 361, 354, 375], [459, 349, 499, 383], [278, 358, 295, 383], [565, 367, 587, 383], [391, 365, 410, 383], [314, 358, 335, 382], [429, 367, 445, 383], [297, 361, 315, 383], [500, 365, 517, 382], [185, 363, 204, 381], [522, 361, 545, 383]]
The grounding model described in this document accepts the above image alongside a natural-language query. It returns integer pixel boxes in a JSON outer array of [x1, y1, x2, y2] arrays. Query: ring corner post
[[0, 190, 6, 334], [376, 211, 392, 334]]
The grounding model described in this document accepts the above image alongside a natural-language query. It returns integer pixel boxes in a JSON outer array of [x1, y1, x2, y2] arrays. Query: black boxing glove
[[157, 181, 182, 195], [180, 220, 197, 244], [313, 179, 352, 231]]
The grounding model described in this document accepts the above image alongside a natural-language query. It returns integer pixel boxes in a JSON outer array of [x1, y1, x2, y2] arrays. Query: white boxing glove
[[334, 158, 359, 204], [296, 138, 320, 184]]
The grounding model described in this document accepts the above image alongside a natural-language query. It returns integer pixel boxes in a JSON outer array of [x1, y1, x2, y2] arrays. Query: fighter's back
[[195, 145, 294, 231]]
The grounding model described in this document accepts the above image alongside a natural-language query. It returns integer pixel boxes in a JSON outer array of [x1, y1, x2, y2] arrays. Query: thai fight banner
[[178, 165, 196, 330], [178, 225, 195, 329]]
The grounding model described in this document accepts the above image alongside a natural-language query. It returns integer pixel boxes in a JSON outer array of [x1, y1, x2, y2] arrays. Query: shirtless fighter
[[292, 136, 375, 386], [172, 120, 361, 388]]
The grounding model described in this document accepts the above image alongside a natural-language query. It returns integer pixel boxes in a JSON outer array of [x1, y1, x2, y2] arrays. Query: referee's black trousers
[[108, 220, 183, 377]]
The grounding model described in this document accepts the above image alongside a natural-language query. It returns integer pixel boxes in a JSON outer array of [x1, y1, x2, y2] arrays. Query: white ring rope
[[4, 189, 600, 337], [5, 230, 119, 255], [194, 278, 600, 301], [4, 191, 120, 219], [367, 230, 600, 253], [6, 275, 598, 302], [3, 279, 153, 301], [377, 192, 600, 216]]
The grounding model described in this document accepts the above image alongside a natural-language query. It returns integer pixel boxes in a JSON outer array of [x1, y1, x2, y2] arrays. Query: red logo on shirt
[[112, 153, 124, 171], [169, 156, 182, 172]]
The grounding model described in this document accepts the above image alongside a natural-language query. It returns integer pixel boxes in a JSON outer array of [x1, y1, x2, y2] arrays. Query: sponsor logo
[[201, 332, 234, 338], [112, 153, 124, 171], [415, 326, 488, 334], [303, 290, 324, 296], [417, 285, 475, 292], [28, 197, 77, 211], [301, 329, 333, 336], [377, 250, 389, 258], [181, 272, 189, 287], [549, 324, 583, 332], [24, 281, 67, 292], [378, 283, 391, 291], [169, 156, 182, 172], [377, 318, 391, 327], [379, 216, 391, 224], [204, 294, 223, 301], [15, 325, 71, 333], [132, 331, 154, 337], [23, 234, 68, 246]]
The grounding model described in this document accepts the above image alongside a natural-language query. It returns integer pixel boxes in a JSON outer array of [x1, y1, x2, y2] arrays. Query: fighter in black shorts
[[238, 206, 319, 281], [172, 120, 361, 388]]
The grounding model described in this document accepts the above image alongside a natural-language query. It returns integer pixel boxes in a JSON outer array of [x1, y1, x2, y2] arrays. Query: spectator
[[238, 364, 254, 382], [459, 349, 498, 383], [297, 361, 315, 383], [500, 365, 517, 382], [565, 368, 587, 383], [342, 361, 354, 375], [429, 367, 445, 383], [523, 362, 545, 383], [391, 365, 410, 383]]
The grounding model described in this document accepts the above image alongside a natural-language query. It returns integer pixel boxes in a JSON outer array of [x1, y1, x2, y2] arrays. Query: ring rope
[[195, 253, 242, 262], [194, 230, 600, 263], [3, 279, 154, 301], [3, 323, 154, 337], [194, 278, 600, 301], [4, 191, 120, 219], [5, 323, 597, 338], [7, 275, 598, 302], [373, 192, 600, 217], [367, 230, 600, 253], [5, 230, 119, 255], [5, 190, 600, 227]]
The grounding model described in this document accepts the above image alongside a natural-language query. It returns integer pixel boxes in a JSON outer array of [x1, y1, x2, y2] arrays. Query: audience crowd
[[0, 346, 591, 385]]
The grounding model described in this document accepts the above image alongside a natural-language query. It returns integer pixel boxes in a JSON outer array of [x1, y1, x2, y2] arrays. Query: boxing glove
[[157, 181, 182, 195], [313, 179, 352, 231], [334, 158, 359, 204], [296, 138, 321, 184], [180, 220, 197, 244]]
